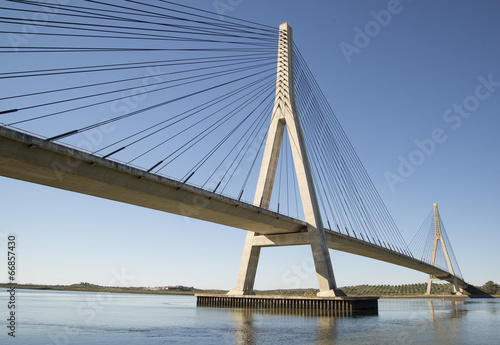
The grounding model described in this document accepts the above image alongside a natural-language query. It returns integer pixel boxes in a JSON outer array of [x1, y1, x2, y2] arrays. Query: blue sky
[[1, 0, 499, 290]]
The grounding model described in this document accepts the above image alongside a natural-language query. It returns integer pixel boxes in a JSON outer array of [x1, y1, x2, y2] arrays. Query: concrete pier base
[[196, 295, 378, 315]]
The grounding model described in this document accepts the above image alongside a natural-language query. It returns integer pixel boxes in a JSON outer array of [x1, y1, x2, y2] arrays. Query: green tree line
[[341, 281, 500, 296], [481, 281, 500, 295]]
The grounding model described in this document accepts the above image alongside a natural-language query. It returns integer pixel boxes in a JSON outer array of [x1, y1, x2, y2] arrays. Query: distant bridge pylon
[[426, 203, 464, 295]]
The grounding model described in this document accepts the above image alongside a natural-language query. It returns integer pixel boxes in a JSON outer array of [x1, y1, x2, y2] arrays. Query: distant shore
[[1, 283, 497, 298], [0, 283, 207, 296]]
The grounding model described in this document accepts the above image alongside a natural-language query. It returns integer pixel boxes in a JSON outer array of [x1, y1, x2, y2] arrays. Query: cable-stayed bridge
[[0, 0, 467, 296]]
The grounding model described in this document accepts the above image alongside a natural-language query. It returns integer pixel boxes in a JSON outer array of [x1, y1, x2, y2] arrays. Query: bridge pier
[[198, 295, 378, 314]]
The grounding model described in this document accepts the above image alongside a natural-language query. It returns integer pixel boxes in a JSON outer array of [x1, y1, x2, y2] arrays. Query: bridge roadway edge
[[252, 232, 467, 288], [0, 127, 305, 235]]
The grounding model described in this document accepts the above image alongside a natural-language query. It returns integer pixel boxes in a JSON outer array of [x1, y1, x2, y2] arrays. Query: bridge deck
[[0, 127, 305, 235], [253, 231, 466, 287], [0, 127, 467, 288]]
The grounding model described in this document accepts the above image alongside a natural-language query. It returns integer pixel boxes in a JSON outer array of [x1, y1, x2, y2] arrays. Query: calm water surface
[[1, 289, 499, 344]]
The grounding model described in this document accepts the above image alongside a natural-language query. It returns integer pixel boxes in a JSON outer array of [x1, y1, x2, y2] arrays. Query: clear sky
[[1, 0, 499, 290]]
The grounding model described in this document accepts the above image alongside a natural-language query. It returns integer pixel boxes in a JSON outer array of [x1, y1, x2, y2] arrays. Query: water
[[1, 289, 499, 344]]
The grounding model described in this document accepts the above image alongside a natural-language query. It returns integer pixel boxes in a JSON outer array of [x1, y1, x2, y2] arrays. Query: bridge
[[0, 1, 467, 297]]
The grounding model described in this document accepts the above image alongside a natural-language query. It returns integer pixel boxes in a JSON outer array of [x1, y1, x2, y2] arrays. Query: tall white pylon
[[426, 203, 463, 295], [228, 23, 343, 297]]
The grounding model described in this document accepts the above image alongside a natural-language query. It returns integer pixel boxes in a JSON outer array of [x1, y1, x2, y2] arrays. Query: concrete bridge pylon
[[426, 203, 464, 295], [227, 23, 343, 297]]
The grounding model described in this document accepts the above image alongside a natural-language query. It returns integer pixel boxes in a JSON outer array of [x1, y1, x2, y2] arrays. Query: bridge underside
[[0, 127, 467, 289], [0, 127, 305, 235], [253, 232, 467, 288]]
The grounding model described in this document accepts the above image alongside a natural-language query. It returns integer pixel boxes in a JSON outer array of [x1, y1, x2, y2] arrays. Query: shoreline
[[1, 284, 497, 299]]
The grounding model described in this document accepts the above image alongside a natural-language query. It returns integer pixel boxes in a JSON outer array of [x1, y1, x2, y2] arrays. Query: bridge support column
[[453, 278, 464, 295], [228, 22, 343, 297], [426, 276, 438, 295], [227, 232, 260, 296]]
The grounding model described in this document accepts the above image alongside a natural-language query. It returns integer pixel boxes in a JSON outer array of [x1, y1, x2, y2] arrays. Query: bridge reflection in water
[[201, 299, 470, 345]]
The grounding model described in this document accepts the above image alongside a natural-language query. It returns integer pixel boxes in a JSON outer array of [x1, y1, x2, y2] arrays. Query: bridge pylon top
[[273, 22, 296, 122]]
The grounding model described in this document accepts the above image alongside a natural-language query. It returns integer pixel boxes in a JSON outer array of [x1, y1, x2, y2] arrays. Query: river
[[1, 289, 499, 344]]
